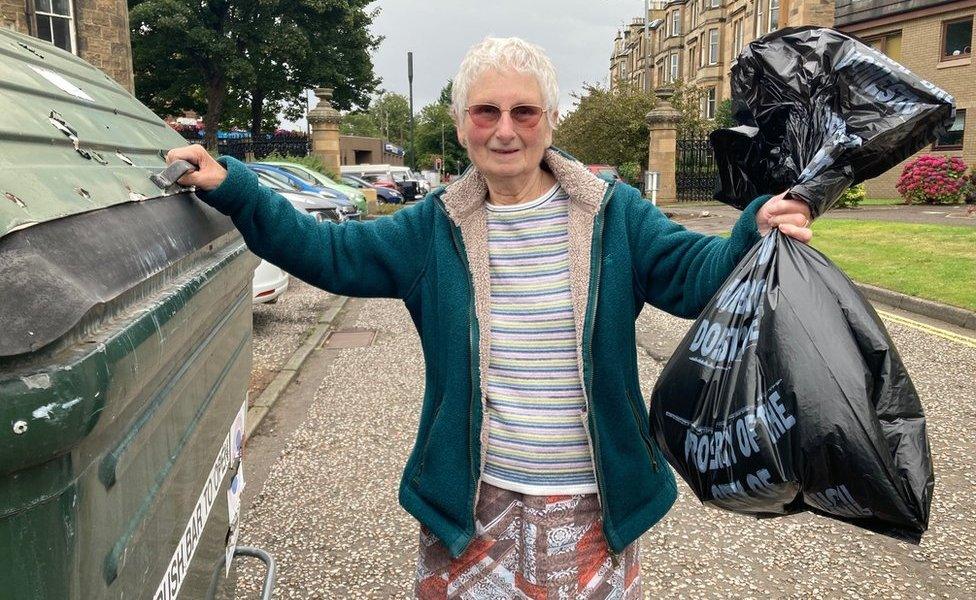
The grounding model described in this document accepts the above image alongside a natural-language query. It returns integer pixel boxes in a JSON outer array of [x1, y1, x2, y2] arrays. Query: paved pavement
[[232, 283, 976, 598], [249, 279, 336, 401]]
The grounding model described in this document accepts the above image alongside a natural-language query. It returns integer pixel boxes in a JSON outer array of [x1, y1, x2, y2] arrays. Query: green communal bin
[[0, 29, 268, 598]]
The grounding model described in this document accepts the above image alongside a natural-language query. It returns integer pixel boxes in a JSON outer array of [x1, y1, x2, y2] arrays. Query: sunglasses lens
[[469, 104, 501, 126], [511, 105, 543, 125]]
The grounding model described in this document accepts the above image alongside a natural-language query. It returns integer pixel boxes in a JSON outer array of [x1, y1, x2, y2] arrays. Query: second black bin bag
[[650, 27, 952, 543]]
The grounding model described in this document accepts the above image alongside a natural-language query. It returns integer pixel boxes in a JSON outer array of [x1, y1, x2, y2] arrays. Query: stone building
[[836, 0, 975, 199], [0, 0, 134, 92], [611, 0, 975, 200], [339, 136, 406, 167], [611, 1, 833, 116]]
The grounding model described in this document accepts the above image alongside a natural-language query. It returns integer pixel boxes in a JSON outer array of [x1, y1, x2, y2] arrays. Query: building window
[[657, 63, 665, 86], [700, 88, 717, 118], [691, 2, 698, 28], [32, 0, 76, 54], [688, 47, 697, 79], [669, 53, 680, 82], [710, 0, 721, 8], [866, 31, 902, 62], [942, 18, 973, 60], [672, 9, 681, 36], [768, 0, 780, 34], [733, 18, 745, 57], [708, 28, 719, 65], [935, 109, 966, 149]]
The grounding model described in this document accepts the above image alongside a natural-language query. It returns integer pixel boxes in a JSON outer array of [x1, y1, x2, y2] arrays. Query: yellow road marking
[[876, 310, 976, 349]]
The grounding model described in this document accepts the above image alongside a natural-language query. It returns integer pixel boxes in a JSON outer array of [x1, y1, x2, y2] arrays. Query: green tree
[[129, 0, 246, 147], [130, 0, 380, 145], [666, 82, 711, 137], [438, 80, 453, 106], [340, 112, 381, 137], [554, 83, 656, 168], [414, 81, 467, 175], [340, 92, 411, 148], [713, 98, 736, 129]]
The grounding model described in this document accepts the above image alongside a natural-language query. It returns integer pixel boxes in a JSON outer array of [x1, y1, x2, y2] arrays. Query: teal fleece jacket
[[200, 153, 769, 558]]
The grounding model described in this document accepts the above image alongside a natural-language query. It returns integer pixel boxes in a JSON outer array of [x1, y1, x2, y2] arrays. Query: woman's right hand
[[164, 144, 227, 192]]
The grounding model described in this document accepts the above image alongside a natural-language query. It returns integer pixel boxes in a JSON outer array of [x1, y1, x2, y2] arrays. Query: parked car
[[259, 161, 369, 215], [247, 164, 360, 220], [341, 164, 424, 201], [253, 171, 346, 223], [341, 173, 404, 204], [363, 172, 416, 200], [390, 166, 427, 200], [408, 169, 431, 195], [252, 259, 288, 304], [249, 170, 356, 304], [586, 164, 623, 182]]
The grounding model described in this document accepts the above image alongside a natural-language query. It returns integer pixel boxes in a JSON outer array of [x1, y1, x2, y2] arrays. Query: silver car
[[254, 171, 346, 223]]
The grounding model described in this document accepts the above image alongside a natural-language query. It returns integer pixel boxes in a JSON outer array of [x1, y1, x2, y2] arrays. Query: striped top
[[482, 183, 597, 495]]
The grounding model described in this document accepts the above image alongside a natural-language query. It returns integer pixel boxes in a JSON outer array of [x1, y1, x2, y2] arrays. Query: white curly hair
[[450, 37, 559, 129]]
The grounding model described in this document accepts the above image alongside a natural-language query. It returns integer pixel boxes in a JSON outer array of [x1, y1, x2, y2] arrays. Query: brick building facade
[[836, 0, 976, 199], [0, 0, 134, 92]]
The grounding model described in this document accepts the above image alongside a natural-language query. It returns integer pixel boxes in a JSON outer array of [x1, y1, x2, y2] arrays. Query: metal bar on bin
[[205, 546, 276, 600], [237, 546, 277, 599]]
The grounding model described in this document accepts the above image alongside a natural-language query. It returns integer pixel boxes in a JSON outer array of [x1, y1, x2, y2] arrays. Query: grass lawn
[[810, 219, 976, 311]]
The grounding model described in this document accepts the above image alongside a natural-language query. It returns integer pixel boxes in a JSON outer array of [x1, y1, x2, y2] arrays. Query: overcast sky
[[295, 0, 645, 126]]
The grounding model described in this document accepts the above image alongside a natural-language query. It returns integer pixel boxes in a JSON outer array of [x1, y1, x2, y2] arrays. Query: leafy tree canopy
[[130, 0, 381, 144]]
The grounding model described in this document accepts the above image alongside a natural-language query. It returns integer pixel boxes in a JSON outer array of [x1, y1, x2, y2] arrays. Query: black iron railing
[[216, 137, 310, 160], [675, 135, 719, 202]]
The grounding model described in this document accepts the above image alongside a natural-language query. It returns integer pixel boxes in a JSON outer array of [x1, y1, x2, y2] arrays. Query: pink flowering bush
[[896, 155, 968, 204]]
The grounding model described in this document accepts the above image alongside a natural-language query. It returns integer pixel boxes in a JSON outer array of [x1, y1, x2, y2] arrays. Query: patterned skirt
[[415, 481, 641, 599]]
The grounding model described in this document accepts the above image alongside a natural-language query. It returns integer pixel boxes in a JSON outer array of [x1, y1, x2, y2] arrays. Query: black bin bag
[[650, 27, 952, 543], [710, 26, 955, 216]]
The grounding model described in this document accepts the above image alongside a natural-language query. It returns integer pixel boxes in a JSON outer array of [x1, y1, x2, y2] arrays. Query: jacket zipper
[[579, 182, 619, 565], [443, 208, 483, 557], [626, 389, 659, 471]]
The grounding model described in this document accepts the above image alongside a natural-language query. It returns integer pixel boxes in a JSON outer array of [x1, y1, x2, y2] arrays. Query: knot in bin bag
[[650, 27, 952, 543]]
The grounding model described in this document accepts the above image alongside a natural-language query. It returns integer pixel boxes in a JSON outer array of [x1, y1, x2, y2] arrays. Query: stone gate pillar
[[646, 88, 682, 205], [308, 87, 342, 176]]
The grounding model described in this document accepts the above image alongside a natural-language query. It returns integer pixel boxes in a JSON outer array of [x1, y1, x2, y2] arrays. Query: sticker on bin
[[153, 400, 247, 600], [28, 65, 94, 102], [231, 401, 246, 464], [225, 467, 245, 577]]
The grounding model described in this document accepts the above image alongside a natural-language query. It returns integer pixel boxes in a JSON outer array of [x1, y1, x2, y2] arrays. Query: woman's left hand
[[757, 191, 813, 243]]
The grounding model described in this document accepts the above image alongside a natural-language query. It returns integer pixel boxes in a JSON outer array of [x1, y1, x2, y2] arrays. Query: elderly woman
[[168, 37, 811, 599]]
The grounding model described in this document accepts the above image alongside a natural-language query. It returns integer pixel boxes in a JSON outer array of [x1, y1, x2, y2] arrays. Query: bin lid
[[0, 28, 188, 240]]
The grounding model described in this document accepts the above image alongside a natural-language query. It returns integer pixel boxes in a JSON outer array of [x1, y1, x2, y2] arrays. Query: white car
[[251, 172, 350, 305], [252, 259, 288, 304]]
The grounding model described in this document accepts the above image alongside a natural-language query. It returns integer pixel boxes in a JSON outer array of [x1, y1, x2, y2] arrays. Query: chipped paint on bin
[[0, 28, 191, 239]]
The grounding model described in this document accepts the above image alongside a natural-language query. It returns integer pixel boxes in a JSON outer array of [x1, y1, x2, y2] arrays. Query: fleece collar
[[440, 148, 608, 225]]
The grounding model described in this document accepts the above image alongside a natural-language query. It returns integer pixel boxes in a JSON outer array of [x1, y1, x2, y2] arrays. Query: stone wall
[[0, 0, 134, 92], [75, 0, 134, 92], [0, 0, 30, 31]]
